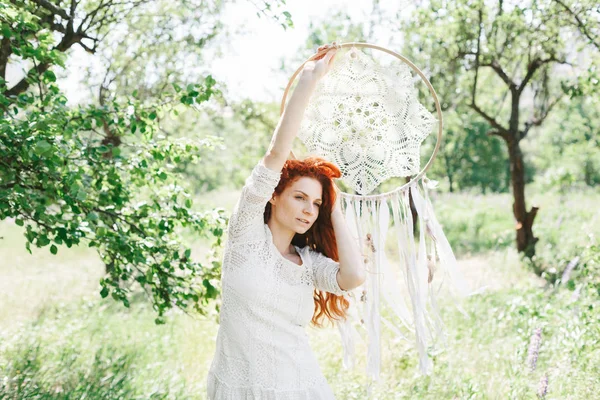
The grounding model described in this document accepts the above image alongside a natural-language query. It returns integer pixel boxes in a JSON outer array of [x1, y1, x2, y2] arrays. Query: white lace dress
[[207, 162, 346, 400]]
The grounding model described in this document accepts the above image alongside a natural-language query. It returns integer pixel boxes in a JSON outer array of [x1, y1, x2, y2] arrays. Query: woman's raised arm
[[263, 46, 337, 172]]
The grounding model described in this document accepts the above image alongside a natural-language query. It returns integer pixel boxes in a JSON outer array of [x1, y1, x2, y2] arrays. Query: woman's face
[[269, 177, 323, 234]]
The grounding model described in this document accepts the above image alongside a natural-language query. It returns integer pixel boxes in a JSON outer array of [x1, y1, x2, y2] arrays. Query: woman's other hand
[[331, 180, 343, 218]]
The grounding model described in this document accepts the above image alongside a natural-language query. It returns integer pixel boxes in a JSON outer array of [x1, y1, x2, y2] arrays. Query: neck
[[267, 219, 296, 256]]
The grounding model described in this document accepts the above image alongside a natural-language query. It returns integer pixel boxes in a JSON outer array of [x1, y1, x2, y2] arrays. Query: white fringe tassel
[[337, 178, 469, 378]]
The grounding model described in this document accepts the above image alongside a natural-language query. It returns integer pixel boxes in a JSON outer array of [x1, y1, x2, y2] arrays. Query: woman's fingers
[[324, 49, 336, 64], [301, 43, 338, 81], [316, 42, 338, 57], [314, 48, 337, 64]]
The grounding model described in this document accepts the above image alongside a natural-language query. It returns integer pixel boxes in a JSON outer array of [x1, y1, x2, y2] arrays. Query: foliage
[[427, 109, 512, 193], [81, 0, 225, 104], [528, 96, 600, 191], [0, 1, 228, 321], [171, 98, 279, 192], [433, 192, 515, 254], [2, 264, 599, 399], [1, 180, 598, 398], [580, 241, 600, 295], [304, 11, 368, 48], [0, 301, 198, 398], [397, 0, 600, 255]]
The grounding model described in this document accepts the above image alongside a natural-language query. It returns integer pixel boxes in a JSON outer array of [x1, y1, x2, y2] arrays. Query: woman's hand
[[331, 180, 343, 218], [299, 43, 338, 83], [262, 43, 338, 173]]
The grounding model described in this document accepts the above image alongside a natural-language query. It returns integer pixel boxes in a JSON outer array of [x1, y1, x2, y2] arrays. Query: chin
[[292, 223, 312, 235], [299, 224, 315, 235]]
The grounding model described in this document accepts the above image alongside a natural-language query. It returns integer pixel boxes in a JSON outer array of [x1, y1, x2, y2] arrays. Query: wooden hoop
[[279, 42, 444, 200]]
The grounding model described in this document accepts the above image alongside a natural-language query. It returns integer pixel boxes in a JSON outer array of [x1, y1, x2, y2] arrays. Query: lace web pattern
[[298, 47, 437, 195]]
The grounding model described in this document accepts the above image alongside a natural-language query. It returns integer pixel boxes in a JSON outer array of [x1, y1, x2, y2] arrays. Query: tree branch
[[470, 103, 510, 138], [4, 62, 51, 98], [30, 0, 70, 19], [93, 207, 147, 236], [4, 24, 91, 98], [468, 7, 511, 139], [471, 8, 483, 107], [0, 36, 11, 80], [521, 94, 563, 138], [481, 59, 517, 90], [518, 56, 563, 94], [553, 0, 600, 52]]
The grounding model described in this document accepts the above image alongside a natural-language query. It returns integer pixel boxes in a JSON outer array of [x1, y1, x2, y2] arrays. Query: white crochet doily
[[298, 47, 437, 195]]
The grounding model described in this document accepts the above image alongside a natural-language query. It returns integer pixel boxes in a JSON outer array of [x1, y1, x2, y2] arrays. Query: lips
[[297, 218, 310, 225]]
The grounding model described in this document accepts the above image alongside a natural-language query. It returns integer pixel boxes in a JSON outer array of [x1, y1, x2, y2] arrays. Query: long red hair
[[263, 157, 349, 327]]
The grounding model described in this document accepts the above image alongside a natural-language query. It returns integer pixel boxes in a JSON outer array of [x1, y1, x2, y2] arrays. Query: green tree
[[402, 0, 599, 257], [0, 0, 292, 320], [531, 95, 600, 190], [428, 109, 510, 193]]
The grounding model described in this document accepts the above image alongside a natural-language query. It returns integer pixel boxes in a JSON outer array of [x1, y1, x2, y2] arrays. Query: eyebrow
[[294, 190, 322, 202]]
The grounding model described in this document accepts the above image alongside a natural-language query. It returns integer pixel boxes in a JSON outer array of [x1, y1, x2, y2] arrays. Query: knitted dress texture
[[207, 162, 345, 400]]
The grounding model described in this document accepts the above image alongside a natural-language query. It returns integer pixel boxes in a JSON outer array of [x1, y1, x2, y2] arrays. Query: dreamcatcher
[[281, 43, 470, 377]]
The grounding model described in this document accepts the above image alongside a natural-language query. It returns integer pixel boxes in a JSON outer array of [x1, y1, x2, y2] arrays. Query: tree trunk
[[406, 177, 418, 234], [444, 153, 454, 193], [507, 138, 539, 257]]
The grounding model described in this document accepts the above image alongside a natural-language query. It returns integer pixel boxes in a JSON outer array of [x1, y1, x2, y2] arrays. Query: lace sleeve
[[228, 162, 281, 239], [310, 250, 346, 296]]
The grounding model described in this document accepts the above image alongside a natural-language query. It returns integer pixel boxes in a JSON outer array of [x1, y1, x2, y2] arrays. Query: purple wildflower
[[537, 374, 549, 398], [527, 327, 542, 371]]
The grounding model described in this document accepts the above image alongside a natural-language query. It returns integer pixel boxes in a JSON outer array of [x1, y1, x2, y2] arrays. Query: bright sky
[[56, 0, 411, 104]]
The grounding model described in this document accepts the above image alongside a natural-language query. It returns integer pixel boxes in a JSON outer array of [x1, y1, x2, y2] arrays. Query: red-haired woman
[[207, 44, 365, 400]]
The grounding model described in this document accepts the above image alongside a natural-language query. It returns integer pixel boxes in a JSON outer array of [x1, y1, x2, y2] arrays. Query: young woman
[[207, 44, 365, 399]]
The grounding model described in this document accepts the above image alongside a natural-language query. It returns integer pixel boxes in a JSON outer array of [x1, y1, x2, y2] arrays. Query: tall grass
[[1, 188, 598, 399]]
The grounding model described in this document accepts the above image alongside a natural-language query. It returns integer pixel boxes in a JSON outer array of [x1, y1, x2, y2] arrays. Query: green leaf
[[43, 70, 56, 82], [205, 75, 216, 87], [76, 189, 87, 201], [185, 198, 192, 208], [33, 140, 52, 155], [203, 279, 217, 299], [50, 244, 57, 255], [146, 268, 154, 283], [37, 235, 50, 247], [100, 287, 109, 298], [15, 218, 24, 226], [149, 111, 157, 120]]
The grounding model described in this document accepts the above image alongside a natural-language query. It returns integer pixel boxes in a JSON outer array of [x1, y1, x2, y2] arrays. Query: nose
[[303, 204, 315, 215]]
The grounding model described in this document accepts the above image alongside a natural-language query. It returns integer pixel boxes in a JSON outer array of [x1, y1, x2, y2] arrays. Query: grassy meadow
[[1, 188, 599, 399]]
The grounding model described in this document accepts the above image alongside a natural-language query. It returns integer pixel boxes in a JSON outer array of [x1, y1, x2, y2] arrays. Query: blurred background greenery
[[1, 0, 599, 398]]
